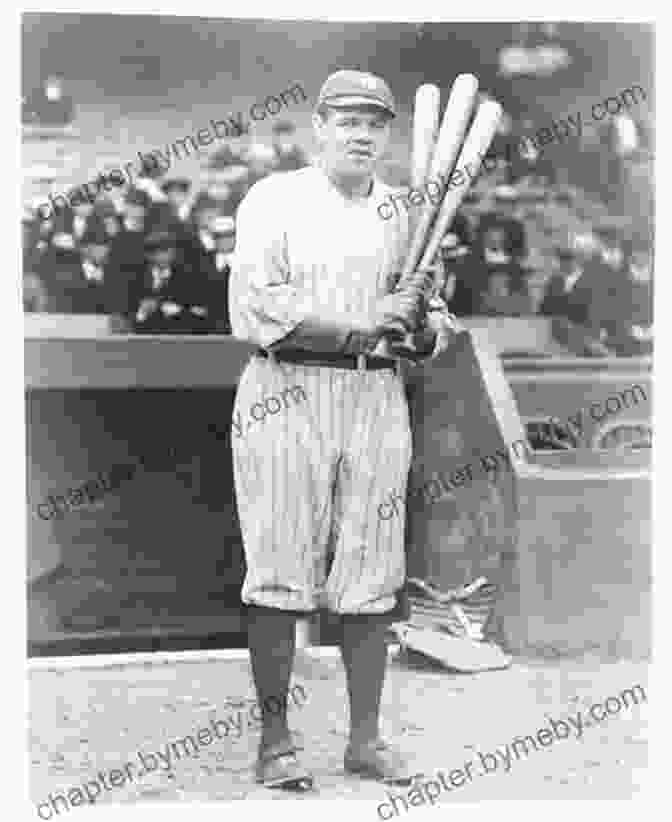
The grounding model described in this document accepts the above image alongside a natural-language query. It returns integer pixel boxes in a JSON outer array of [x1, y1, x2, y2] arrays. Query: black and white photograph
[[17, 5, 656, 817]]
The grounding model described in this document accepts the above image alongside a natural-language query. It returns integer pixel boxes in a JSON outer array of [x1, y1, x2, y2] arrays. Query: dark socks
[[340, 612, 394, 749], [246, 604, 298, 750]]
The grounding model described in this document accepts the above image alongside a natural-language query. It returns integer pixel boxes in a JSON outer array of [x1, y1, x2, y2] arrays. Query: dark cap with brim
[[317, 70, 396, 117]]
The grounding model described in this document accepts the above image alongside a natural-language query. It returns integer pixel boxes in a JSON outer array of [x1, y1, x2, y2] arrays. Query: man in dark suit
[[128, 230, 210, 334], [540, 245, 591, 321], [35, 232, 85, 313], [93, 198, 123, 242], [49, 196, 106, 255], [76, 224, 112, 313], [161, 177, 193, 223], [597, 234, 653, 356], [439, 230, 475, 316], [479, 192, 527, 261], [158, 178, 196, 239], [565, 222, 628, 336], [466, 216, 532, 316], [105, 188, 152, 315], [207, 146, 253, 215], [198, 215, 236, 333], [146, 199, 199, 272]]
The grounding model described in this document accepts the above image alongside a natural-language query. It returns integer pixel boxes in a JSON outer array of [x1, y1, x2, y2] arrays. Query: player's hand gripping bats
[[379, 74, 503, 350]]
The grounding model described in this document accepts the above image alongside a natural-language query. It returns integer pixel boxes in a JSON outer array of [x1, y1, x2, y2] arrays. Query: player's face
[[314, 106, 391, 177]]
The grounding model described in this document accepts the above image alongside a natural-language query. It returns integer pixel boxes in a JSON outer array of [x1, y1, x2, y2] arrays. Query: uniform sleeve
[[229, 180, 314, 347], [229, 178, 359, 351]]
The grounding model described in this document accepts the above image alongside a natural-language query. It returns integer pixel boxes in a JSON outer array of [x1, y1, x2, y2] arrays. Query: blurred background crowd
[[22, 110, 307, 333], [22, 19, 654, 356]]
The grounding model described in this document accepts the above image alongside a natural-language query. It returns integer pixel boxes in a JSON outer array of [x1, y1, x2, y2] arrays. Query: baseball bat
[[418, 98, 502, 270], [411, 84, 440, 191], [399, 73, 480, 285], [374, 84, 442, 359]]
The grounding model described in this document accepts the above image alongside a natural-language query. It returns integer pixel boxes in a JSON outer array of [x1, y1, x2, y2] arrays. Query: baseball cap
[[317, 70, 396, 117]]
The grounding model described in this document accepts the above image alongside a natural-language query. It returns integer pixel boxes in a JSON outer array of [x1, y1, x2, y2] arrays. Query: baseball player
[[229, 69, 457, 790]]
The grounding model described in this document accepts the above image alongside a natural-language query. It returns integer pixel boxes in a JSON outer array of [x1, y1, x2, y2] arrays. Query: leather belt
[[256, 348, 398, 371]]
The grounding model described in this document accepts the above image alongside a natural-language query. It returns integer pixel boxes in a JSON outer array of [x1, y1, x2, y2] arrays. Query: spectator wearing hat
[[146, 197, 202, 274], [507, 116, 557, 185], [127, 230, 209, 334], [105, 188, 153, 314], [596, 234, 653, 356], [190, 192, 219, 236], [185, 194, 221, 275], [466, 215, 532, 316], [438, 220, 475, 315], [92, 198, 123, 242], [22, 202, 49, 273], [35, 231, 86, 313], [594, 219, 626, 273], [23, 203, 50, 312], [118, 187, 152, 233], [134, 153, 168, 203], [161, 177, 193, 223], [49, 191, 106, 253], [486, 188, 527, 259], [540, 244, 592, 321], [38, 224, 110, 314], [207, 146, 253, 214], [270, 121, 309, 173], [191, 192, 221, 228], [559, 219, 629, 337], [199, 215, 236, 332], [76, 224, 112, 313]]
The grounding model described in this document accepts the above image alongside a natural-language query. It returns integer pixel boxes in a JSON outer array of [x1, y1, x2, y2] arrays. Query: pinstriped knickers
[[232, 354, 412, 614]]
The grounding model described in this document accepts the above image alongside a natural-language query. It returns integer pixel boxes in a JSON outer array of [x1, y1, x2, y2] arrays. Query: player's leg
[[232, 358, 334, 779], [247, 604, 297, 751], [328, 368, 413, 778], [340, 611, 394, 748]]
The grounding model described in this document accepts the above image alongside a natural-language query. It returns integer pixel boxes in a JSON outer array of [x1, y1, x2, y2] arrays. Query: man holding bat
[[230, 69, 473, 790]]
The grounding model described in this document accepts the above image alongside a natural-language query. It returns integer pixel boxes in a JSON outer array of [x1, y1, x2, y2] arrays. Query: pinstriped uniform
[[229, 165, 412, 614]]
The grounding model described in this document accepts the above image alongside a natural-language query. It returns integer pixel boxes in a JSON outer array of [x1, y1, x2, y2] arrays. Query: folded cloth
[[405, 577, 497, 640], [392, 576, 510, 672]]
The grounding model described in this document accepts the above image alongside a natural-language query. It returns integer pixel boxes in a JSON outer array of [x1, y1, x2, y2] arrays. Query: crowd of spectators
[[435, 191, 653, 357], [22, 105, 653, 356], [22, 120, 309, 333], [429, 101, 654, 357]]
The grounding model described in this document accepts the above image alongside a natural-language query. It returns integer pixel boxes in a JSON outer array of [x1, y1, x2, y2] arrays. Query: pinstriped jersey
[[229, 165, 411, 349]]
